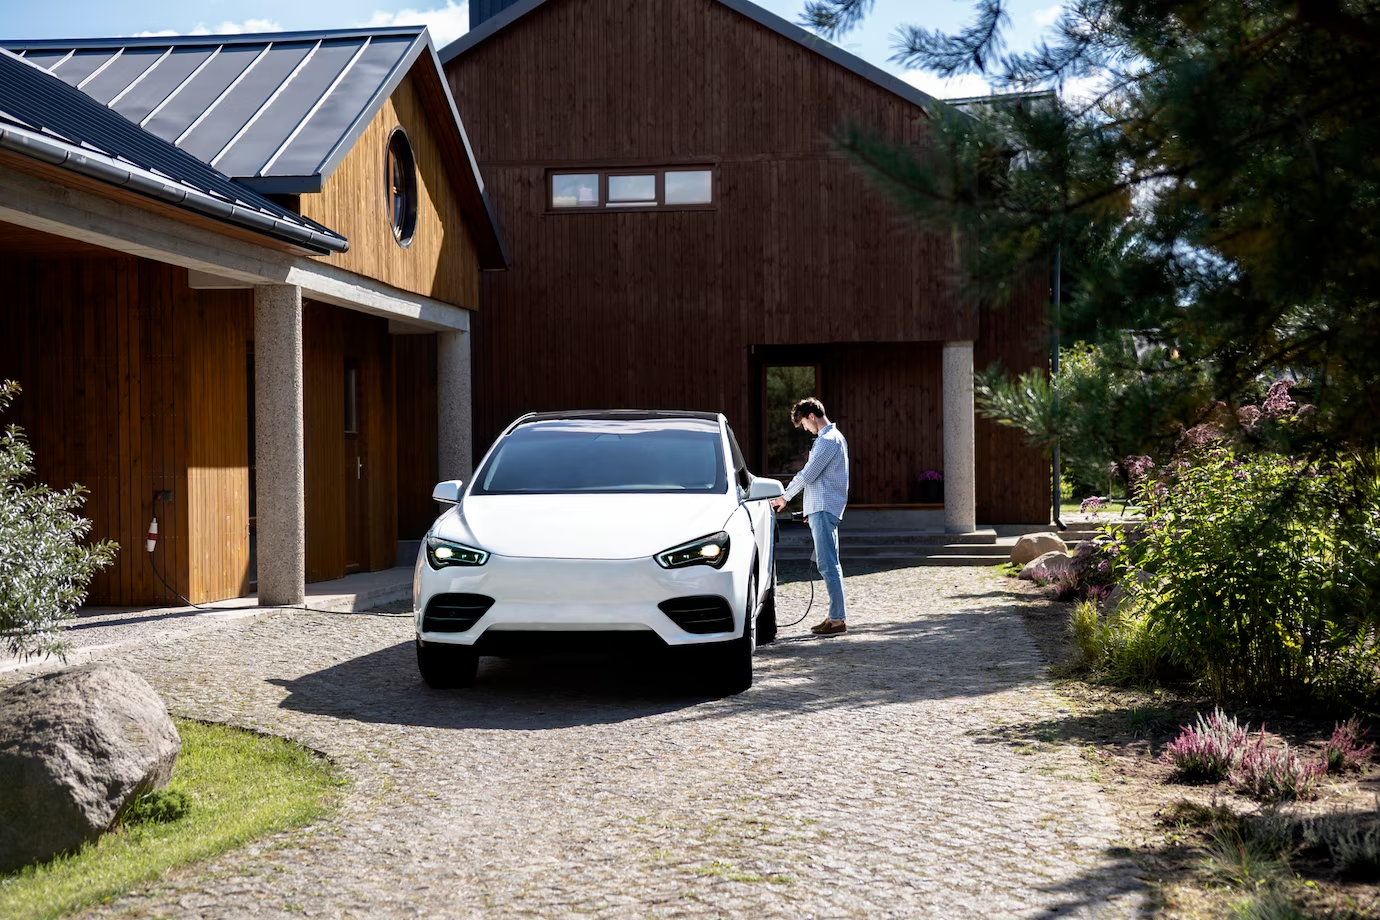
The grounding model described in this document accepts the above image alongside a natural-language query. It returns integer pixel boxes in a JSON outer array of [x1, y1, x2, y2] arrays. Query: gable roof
[[4, 27, 508, 269], [0, 48, 348, 254], [440, 0, 939, 115]]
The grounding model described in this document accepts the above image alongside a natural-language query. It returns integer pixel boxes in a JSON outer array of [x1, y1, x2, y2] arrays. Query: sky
[[0, 0, 1066, 99]]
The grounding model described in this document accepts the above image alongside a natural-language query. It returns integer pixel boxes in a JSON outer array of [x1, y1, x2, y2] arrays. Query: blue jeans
[[808, 511, 846, 621]]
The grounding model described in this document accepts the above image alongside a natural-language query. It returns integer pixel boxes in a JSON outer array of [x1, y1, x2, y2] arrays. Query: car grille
[[422, 593, 496, 632], [658, 595, 734, 634]]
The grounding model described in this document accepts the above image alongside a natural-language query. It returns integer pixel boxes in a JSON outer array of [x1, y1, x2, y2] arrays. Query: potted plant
[[915, 469, 943, 504]]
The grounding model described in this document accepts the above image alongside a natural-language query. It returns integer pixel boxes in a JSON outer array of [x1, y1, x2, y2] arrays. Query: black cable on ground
[[776, 565, 816, 629]]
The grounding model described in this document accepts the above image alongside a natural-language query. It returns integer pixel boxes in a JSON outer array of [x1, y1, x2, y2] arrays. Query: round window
[[386, 128, 418, 247]]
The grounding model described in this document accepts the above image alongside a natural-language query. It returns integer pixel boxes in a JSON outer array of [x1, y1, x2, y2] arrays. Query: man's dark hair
[[791, 397, 826, 423]]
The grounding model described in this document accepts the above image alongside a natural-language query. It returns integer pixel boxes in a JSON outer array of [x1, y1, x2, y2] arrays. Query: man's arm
[[781, 436, 841, 501]]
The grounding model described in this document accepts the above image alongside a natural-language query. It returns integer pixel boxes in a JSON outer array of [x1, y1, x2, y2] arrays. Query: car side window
[[725, 426, 752, 493]]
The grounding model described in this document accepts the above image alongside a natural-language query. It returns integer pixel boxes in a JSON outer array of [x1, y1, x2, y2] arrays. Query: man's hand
[[770, 497, 787, 513]]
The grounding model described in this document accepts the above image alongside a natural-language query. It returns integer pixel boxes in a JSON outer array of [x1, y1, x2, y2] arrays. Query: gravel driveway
[[13, 563, 1146, 918]]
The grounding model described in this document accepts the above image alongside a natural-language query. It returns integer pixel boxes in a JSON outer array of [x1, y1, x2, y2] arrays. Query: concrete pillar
[[942, 340, 977, 534], [254, 284, 305, 606], [437, 330, 472, 482]]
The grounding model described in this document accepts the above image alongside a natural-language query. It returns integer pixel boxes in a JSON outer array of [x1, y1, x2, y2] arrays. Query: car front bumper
[[414, 551, 747, 649]]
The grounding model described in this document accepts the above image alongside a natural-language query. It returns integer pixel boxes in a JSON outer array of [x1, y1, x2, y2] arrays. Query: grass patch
[[0, 719, 344, 920], [994, 561, 1023, 578]]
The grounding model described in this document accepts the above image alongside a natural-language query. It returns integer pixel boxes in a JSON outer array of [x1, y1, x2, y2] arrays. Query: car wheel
[[416, 637, 479, 689], [708, 574, 755, 695], [756, 563, 778, 646]]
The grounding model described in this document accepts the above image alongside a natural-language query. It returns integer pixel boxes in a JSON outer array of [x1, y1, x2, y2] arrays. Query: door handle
[[356, 457, 363, 480]]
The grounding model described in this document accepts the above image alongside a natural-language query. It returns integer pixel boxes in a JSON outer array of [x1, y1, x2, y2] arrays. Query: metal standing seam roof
[[2, 27, 509, 270], [3, 27, 429, 194], [0, 48, 348, 254], [440, 0, 942, 114]]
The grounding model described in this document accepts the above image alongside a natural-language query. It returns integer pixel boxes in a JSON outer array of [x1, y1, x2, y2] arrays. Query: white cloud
[[1033, 4, 1063, 28], [901, 70, 997, 101], [136, 18, 285, 37], [360, 1, 469, 47]]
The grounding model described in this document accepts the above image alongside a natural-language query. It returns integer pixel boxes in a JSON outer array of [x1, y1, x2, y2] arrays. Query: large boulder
[[1019, 550, 1073, 581], [0, 663, 180, 872], [1011, 532, 1070, 565]]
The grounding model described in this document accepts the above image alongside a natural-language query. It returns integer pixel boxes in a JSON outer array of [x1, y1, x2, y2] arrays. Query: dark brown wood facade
[[445, 0, 1050, 521], [0, 244, 440, 605]]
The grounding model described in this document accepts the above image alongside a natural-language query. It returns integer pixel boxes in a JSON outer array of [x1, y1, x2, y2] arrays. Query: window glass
[[386, 130, 417, 245], [552, 173, 600, 208], [474, 420, 727, 494], [665, 169, 713, 205], [607, 174, 657, 205]]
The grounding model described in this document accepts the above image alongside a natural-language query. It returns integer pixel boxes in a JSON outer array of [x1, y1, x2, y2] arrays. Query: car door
[[726, 425, 773, 595]]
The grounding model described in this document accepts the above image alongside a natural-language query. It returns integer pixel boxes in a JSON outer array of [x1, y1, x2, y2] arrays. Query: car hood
[[436, 493, 738, 560]]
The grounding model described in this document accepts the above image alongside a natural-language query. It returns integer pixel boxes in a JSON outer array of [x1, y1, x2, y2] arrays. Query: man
[[770, 398, 849, 635]]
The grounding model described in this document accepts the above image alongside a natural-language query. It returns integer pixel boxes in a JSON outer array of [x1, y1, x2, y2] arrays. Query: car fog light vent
[[423, 593, 496, 633], [658, 595, 734, 634]]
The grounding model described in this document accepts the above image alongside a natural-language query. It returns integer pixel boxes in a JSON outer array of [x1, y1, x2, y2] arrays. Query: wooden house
[[0, 28, 506, 606], [442, 0, 1051, 528]]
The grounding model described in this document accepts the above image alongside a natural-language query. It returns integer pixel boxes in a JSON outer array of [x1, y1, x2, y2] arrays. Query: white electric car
[[414, 410, 783, 693]]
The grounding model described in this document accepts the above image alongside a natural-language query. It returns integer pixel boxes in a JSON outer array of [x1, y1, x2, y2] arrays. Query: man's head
[[790, 397, 829, 435]]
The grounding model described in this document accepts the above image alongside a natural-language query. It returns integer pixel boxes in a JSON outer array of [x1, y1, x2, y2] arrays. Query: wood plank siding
[[0, 256, 250, 604], [0, 253, 431, 604], [299, 74, 481, 310], [446, 0, 1050, 519]]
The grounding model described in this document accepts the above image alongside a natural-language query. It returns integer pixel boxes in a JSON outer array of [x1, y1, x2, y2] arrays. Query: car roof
[[521, 409, 723, 424]]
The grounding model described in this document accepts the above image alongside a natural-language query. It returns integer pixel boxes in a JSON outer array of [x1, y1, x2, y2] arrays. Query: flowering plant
[[916, 470, 943, 482]]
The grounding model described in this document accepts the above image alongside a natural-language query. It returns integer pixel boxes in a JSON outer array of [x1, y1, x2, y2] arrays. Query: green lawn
[[0, 719, 345, 920]]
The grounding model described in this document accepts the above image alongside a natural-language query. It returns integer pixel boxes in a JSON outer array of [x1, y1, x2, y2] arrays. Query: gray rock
[[1011, 532, 1070, 565], [0, 663, 180, 871], [1019, 550, 1073, 581]]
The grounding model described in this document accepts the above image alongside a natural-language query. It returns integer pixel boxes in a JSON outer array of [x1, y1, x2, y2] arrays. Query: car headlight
[[656, 532, 730, 569], [426, 535, 490, 569]]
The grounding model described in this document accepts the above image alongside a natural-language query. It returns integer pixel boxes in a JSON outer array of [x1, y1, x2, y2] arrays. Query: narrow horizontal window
[[607, 174, 657, 207], [552, 173, 600, 208], [547, 167, 714, 211], [665, 170, 713, 205]]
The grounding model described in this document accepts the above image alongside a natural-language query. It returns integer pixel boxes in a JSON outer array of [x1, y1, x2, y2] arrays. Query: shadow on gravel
[[1033, 849, 1152, 918], [270, 580, 1049, 730]]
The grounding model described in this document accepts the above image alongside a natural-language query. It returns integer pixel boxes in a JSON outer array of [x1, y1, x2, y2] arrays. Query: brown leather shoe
[[810, 618, 847, 636]]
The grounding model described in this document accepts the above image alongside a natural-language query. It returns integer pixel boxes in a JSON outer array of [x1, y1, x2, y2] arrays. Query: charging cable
[[772, 512, 817, 629]]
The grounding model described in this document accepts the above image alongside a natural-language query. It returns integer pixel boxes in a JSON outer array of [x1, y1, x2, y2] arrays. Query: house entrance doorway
[[762, 363, 821, 482], [343, 357, 365, 573]]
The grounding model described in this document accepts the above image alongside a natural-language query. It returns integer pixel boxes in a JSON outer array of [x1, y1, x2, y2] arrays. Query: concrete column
[[942, 340, 977, 534], [254, 284, 305, 606], [437, 330, 473, 482]]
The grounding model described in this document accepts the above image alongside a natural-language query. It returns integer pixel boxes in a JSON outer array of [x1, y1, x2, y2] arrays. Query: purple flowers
[[1234, 730, 1324, 801], [1163, 709, 1336, 800], [1163, 708, 1247, 782], [916, 469, 943, 482], [1324, 719, 1376, 774]]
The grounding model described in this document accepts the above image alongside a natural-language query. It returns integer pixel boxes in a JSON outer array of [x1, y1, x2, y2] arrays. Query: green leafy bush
[[1064, 597, 1175, 685], [1122, 448, 1380, 703], [0, 380, 117, 658], [120, 789, 192, 826]]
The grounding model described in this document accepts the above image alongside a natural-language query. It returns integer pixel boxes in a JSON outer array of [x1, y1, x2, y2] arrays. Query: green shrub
[[1304, 800, 1380, 881], [120, 789, 192, 826], [1064, 598, 1176, 685], [1122, 448, 1380, 703], [0, 380, 117, 658]]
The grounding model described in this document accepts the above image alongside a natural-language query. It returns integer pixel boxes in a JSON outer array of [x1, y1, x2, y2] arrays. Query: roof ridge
[[2, 25, 428, 49]]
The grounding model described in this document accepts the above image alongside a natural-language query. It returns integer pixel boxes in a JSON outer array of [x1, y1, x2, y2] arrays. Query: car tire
[[416, 637, 479, 689], [708, 574, 755, 695], [756, 564, 778, 646]]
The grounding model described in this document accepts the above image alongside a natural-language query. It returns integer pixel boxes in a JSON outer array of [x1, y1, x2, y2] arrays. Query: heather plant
[[1121, 447, 1380, 703], [1232, 731, 1325, 802], [1163, 709, 1249, 782], [0, 380, 117, 658], [1323, 719, 1375, 774]]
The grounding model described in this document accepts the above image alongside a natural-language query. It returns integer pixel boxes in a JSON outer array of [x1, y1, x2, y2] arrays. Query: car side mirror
[[746, 477, 784, 502], [431, 480, 464, 504]]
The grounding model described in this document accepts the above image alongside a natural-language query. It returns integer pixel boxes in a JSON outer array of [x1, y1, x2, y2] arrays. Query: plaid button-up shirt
[[783, 423, 849, 519]]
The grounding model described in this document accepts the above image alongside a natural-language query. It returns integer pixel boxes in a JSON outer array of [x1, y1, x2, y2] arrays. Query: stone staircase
[[774, 518, 1116, 567]]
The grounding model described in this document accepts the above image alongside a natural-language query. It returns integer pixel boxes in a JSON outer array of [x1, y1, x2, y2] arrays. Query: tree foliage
[[805, 0, 1380, 457], [0, 381, 117, 658]]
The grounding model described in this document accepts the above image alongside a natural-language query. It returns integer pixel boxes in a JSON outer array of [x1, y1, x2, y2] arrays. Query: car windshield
[[473, 419, 727, 494]]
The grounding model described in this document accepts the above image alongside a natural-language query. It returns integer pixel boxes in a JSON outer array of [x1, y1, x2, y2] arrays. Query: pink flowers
[[1324, 719, 1376, 774], [1163, 708, 1247, 782]]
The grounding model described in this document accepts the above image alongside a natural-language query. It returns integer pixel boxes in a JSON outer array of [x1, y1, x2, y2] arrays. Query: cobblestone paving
[[11, 564, 1147, 918]]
